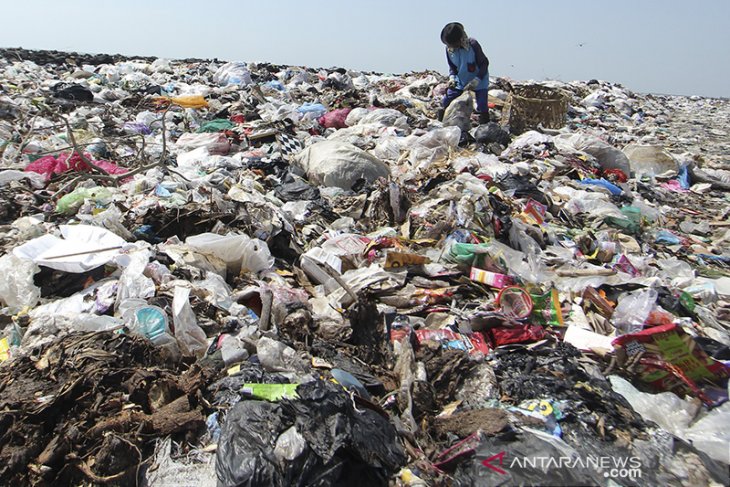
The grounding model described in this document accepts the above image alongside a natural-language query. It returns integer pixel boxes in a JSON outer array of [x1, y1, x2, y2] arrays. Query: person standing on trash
[[440, 22, 490, 124]]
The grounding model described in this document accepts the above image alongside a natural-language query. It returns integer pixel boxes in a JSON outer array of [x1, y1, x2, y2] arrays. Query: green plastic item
[[56, 187, 113, 214], [530, 288, 565, 327], [679, 291, 696, 313], [604, 206, 642, 235], [240, 383, 299, 402], [449, 243, 490, 265], [197, 119, 235, 133]]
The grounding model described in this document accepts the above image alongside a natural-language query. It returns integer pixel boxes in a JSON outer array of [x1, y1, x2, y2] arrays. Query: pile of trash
[[1, 48, 729, 486]]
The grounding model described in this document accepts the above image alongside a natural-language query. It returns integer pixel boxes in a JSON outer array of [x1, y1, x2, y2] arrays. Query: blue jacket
[[446, 38, 490, 91]]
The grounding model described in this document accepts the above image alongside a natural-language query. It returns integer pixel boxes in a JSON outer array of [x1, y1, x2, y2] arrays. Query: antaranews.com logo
[[481, 450, 643, 482]]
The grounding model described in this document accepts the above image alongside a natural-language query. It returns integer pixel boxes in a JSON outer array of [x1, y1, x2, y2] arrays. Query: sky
[[1, 0, 728, 97]]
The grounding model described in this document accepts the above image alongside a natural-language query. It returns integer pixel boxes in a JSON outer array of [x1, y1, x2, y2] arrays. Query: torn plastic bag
[[328, 265, 407, 308], [143, 438, 216, 487], [610, 375, 730, 465], [609, 375, 699, 439], [185, 233, 274, 276], [52, 83, 93, 102], [683, 402, 730, 464], [56, 186, 114, 214], [215, 380, 405, 487], [0, 169, 46, 188], [356, 108, 408, 129], [611, 287, 658, 334], [256, 336, 308, 374], [293, 140, 390, 190], [13, 224, 126, 273]]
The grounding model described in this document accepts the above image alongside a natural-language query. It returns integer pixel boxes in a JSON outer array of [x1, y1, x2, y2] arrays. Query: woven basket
[[502, 85, 568, 134]]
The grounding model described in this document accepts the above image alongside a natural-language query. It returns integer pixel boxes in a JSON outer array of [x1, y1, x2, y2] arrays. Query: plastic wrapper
[[612, 323, 730, 405], [414, 329, 489, 357]]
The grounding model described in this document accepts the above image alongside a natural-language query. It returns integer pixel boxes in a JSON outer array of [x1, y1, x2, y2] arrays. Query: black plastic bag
[[215, 380, 405, 487]]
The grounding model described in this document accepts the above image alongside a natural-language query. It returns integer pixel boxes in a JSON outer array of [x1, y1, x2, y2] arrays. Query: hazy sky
[[1, 0, 728, 97]]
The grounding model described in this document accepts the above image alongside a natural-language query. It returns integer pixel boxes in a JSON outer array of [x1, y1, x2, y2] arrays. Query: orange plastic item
[[168, 95, 208, 109]]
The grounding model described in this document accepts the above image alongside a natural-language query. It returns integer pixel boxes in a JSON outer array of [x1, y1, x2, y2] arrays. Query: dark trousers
[[442, 88, 489, 113]]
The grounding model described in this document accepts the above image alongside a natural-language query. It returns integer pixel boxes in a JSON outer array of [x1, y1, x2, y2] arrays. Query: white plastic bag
[[612, 288, 658, 334], [554, 133, 631, 176], [623, 144, 678, 178], [115, 248, 156, 309], [442, 91, 473, 135], [274, 426, 307, 462], [185, 233, 274, 275], [213, 62, 252, 86], [293, 140, 390, 189], [172, 286, 208, 358], [0, 254, 40, 312], [256, 336, 307, 373], [13, 224, 126, 273]]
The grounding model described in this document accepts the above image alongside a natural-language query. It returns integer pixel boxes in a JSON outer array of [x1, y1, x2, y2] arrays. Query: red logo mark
[[481, 451, 507, 475]]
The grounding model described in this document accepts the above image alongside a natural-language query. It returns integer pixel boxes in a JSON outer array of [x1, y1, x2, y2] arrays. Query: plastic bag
[[185, 233, 274, 275], [274, 426, 307, 462], [684, 402, 730, 464], [610, 375, 730, 464], [293, 140, 390, 189], [215, 381, 405, 487], [442, 91, 473, 135], [172, 286, 208, 358], [318, 108, 351, 129], [0, 254, 40, 312], [256, 336, 307, 374], [115, 248, 156, 308], [212, 62, 252, 86], [623, 144, 678, 178], [356, 108, 408, 129], [612, 287, 658, 333], [609, 375, 698, 438], [56, 186, 113, 214], [554, 133, 631, 177], [14, 224, 126, 273]]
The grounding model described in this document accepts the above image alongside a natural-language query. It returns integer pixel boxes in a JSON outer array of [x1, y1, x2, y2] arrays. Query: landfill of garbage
[[0, 47, 729, 486]]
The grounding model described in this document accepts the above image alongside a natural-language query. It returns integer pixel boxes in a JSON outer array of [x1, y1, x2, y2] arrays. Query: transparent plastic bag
[[0, 254, 40, 312], [612, 287, 658, 333], [172, 286, 208, 358], [274, 426, 307, 462]]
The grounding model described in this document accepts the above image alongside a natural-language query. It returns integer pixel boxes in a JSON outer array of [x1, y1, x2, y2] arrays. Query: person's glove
[[464, 78, 480, 91], [447, 76, 458, 89]]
